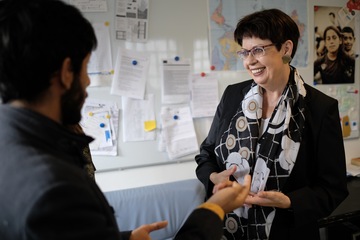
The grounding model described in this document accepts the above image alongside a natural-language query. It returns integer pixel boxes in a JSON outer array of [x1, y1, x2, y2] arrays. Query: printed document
[[161, 59, 191, 104], [115, 0, 149, 42], [160, 105, 198, 160], [80, 99, 119, 156], [111, 48, 150, 100], [122, 94, 156, 142], [88, 22, 113, 87], [190, 72, 219, 118]]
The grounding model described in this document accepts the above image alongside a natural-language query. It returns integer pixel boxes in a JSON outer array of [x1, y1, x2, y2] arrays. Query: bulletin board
[[73, 0, 219, 171], [68, 0, 360, 172]]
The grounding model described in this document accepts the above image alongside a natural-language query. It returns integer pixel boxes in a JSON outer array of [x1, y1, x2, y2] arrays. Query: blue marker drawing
[[105, 130, 111, 142]]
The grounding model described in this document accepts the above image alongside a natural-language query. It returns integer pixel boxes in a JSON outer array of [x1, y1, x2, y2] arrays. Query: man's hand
[[207, 175, 251, 213], [130, 220, 168, 240]]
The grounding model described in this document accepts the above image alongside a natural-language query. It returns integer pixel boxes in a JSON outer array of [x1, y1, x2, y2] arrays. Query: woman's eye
[[253, 48, 263, 54]]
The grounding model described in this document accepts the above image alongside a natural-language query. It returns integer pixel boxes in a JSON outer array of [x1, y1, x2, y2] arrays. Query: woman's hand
[[245, 190, 291, 209], [210, 166, 237, 185]]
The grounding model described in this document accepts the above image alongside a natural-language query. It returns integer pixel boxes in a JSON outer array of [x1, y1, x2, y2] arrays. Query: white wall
[[95, 161, 197, 192], [94, 0, 360, 192], [95, 138, 360, 192]]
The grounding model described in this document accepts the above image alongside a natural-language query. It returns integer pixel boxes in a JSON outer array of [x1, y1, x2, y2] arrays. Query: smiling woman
[[195, 8, 348, 240]]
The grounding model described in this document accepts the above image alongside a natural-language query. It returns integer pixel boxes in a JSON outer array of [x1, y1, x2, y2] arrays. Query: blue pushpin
[[174, 56, 180, 61], [99, 123, 105, 128], [173, 115, 179, 120], [132, 60, 138, 65]]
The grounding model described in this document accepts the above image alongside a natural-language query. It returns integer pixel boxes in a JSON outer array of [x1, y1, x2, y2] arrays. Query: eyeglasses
[[236, 43, 276, 60]]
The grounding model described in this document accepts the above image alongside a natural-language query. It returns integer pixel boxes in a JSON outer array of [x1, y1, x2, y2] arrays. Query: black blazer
[[195, 80, 349, 240]]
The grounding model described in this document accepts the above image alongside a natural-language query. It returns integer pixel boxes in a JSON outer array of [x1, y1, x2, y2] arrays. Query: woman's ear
[[282, 40, 294, 64], [60, 57, 74, 90], [283, 40, 294, 56]]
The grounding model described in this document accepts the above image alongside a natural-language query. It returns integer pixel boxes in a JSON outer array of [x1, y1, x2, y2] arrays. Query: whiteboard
[[77, 0, 224, 171], [71, 0, 359, 171]]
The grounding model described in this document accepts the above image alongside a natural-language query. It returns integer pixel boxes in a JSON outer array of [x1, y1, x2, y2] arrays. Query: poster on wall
[[207, 0, 308, 71], [313, 4, 360, 139], [115, 0, 149, 42]]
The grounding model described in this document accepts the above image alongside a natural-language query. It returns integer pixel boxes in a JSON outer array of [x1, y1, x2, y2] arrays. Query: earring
[[282, 55, 292, 64]]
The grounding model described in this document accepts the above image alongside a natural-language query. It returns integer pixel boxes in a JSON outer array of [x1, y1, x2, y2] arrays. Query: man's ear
[[60, 57, 74, 90]]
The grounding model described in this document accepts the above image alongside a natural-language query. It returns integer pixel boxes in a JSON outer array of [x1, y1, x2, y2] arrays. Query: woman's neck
[[260, 66, 290, 118], [327, 51, 338, 61]]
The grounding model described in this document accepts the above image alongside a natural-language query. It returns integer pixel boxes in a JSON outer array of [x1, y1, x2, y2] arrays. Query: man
[[0, 0, 250, 239], [342, 26, 357, 58]]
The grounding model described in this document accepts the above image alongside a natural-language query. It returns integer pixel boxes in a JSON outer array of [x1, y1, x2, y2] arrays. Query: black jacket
[[0, 105, 227, 240], [196, 80, 349, 240]]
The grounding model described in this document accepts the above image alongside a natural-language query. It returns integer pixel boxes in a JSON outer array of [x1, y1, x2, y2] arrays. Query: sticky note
[[144, 120, 156, 132]]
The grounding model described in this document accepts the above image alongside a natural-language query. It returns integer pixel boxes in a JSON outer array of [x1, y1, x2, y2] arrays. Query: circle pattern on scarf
[[239, 147, 250, 160], [226, 134, 236, 150], [247, 100, 258, 113], [236, 116, 248, 132], [225, 217, 238, 234]]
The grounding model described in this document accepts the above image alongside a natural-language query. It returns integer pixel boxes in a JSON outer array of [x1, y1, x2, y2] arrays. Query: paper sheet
[[122, 94, 156, 142], [88, 22, 113, 87], [161, 59, 191, 104], [190, 72, 219, 118], [80, 99, 119, 156], [160, 105, 199, 160], [69, 0, 107, 12], [115, 0, 149, 42], [111, 48, 149, 100]]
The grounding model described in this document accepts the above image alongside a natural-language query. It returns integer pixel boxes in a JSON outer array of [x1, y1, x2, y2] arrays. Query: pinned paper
[[122, 94, 156, 142], [80, 99, 119, 156]]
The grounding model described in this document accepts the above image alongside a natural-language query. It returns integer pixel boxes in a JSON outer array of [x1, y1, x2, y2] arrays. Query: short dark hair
[[323, 25, 342, 40], [341, 26, 355, 37], [234, 8, 300, 58], [0, 0, 97, 103]]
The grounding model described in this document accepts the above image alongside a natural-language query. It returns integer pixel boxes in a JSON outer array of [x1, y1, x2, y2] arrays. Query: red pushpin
[[347, 89, 358, 94], [210, 65, 215, 71], [201, 72, 206, 77]]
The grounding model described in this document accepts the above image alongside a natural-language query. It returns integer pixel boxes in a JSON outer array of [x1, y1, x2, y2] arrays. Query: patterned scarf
[[215, 68, 306, 239]]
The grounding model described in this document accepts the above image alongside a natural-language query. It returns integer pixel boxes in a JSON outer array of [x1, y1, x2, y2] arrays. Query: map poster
[[208, 0, 308, 71]]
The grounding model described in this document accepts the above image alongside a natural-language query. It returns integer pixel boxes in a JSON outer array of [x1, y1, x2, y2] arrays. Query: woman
[[195, 9, 348, 240], [314, 25, 355, 84]]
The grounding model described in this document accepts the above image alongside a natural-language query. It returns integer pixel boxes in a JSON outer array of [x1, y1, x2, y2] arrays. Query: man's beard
[[61, 75, 87, 125]]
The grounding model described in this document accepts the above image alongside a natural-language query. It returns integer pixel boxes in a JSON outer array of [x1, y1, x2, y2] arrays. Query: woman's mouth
[[251, 67, 265, 75]]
